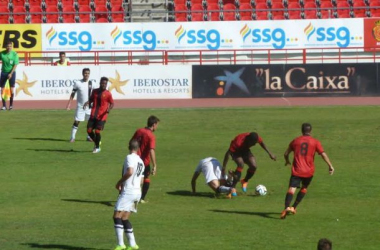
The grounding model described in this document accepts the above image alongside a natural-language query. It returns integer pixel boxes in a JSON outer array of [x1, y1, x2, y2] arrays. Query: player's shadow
[[62, 199, 114, 207], [21, 243, 107, 250], [27, 149, 89, 153], [14, 137, 67, 142], [166, 190, 215, 198], [210, 209, 281, 220]]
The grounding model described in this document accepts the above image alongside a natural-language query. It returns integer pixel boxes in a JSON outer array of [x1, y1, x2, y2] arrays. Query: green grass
[[0, 106, 380, 250]]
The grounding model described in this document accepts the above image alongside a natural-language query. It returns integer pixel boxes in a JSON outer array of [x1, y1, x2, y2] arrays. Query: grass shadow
[[27, 149, 89, 153], [62, 199, 114, 207], [209, 209, 281, 220], [21, 243, 108, 250], [166, 190, 215, 198], [14, 137, 68, 142]]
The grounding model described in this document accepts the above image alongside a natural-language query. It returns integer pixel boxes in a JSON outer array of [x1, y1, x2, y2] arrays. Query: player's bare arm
[[222, 150, 230, 175], [191, 172, 200, 194], [259, 142, 276, 161], [115, 167, 133, 191], [284, 146, 293, 166], [8, 64, 17, 79], [321, 152, 334, 175], [66, 91, 76, 110], [83, 101, 89, 109], [107, 102, 114, 113], [150, 149, 157, 175]]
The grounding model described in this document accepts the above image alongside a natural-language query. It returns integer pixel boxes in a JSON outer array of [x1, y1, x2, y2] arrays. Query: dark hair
[[317, 238, 332, 250], [302, 123, 312, 134], [6, 41, 13, 46], [246, 132, 259, 144], [100, 76, 109, 83], [59, 51, 66, 56], [147, 115, 160, 127], [82, 68, 90, 74], [129, 139, 140, 151]]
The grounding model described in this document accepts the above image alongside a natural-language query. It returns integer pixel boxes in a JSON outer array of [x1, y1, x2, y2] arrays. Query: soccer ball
[[255, 184, 267, 196]]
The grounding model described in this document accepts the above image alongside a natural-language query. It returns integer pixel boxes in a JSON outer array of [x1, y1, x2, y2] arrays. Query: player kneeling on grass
[[281, 123, 334, 219], [113, 140, 145, 250], [191, 157, 237, 198]]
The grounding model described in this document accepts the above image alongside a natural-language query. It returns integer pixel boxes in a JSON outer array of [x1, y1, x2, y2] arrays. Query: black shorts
[[0, 71, 16, 88], [144, 165, 151, 179], [231, 149, 253, 162], [87, 118, 106, 131], [289, 175, 313, 188]]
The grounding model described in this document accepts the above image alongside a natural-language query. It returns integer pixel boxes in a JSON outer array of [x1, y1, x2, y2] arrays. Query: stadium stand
[[1, 0, 380, 23]]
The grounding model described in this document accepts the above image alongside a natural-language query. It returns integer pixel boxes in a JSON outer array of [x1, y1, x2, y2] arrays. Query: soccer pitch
[[1, 106, 379, 250]]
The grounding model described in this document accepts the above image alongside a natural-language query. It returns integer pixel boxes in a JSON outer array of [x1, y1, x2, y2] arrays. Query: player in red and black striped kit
[[281, 123, 334, 219], [130, 115, 160, 203], [222, 132, 276, 193], [84, 77, 114, 154]]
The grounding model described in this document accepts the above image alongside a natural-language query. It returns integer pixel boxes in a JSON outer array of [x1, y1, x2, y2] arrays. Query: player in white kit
[[191, 157, 237, 198], [113, 139, 145, 250], [66, 68, 93, 142]]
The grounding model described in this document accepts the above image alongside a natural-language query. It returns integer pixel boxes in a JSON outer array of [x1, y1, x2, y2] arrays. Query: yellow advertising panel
[[0, 24, 42, 57]]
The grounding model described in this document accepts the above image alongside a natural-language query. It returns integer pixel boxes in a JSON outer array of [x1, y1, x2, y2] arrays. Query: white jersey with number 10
[[122, 153, 145, 195]]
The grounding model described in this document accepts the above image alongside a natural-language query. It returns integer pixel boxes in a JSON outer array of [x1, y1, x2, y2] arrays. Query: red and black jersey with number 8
[[290, 135, 324, 178]]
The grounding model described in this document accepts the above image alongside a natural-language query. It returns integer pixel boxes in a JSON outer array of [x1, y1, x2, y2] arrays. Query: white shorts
[[114, 193, 141, 213], [203, 160, 222, 184], [75, 107, 91, 122]]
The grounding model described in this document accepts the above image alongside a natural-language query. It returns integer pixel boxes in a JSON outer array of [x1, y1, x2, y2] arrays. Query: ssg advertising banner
[[192, 64, 380, 98], [40, 19, 364, 52], [14, 65, 192, 100]]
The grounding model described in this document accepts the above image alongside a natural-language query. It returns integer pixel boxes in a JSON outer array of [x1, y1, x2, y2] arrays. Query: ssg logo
[[110, 26, 163, 50], [239, 24, 294, 49], [303, 22, 359, 48], [46, 27, 96, 51], [175, 25, 225, 50]]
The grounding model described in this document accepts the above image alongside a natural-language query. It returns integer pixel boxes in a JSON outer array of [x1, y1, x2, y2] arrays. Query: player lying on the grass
[[113, 139, 145, 250], [222, 132, 276, 192], [281, 123, 334, 219], [191, 157, 237, 198]]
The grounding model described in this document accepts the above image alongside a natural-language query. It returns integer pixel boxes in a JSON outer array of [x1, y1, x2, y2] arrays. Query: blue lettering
[[197, 30, 206, 43], [133, 31, 142, 44], [336, 27, 350, 47], [188, 30, 196, 44], [58, 32, 67, 46], [326, 27, 335, 41], [142, 31, 156, 50], [262, 29, 271, 42], [252, 29, 261, 42], [123, 31, 132, 45]]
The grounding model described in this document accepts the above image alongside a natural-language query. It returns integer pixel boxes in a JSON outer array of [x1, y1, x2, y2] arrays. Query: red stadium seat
[[175, 4, 188, 20], [29, 6, 43, 23], [96, 17, 108, 22], [223, 3, 236, 20], [303, 2, 317, 18], [12, 0, 25, 8], [238, 0, 253, 7], [12, 6, 27, 23], [45, 6, 60, 22], [78, 0, 91, 8], [110, 0, 124, 8], [288, 2, 301, 18], [190, 3, 204, 20], [45, 0, 61, 9], [255, 2, 268, 19], [0, 0, 9, 8], [27, 0, 44, 10], [271, 2, 284, 19], [78, 5, 92, 22], [175, 16, 188, 21], [207, 0, 221, 7], [239, 3, 253, 18], [62, 6, 76, 22], [93, 0, 107, 8], [112, 16, 124, 22], [352, 1, 367, 16], [207, 3, 221, 20], [111, 5, 124, 19], [189, 0, 205, 8], [94, 5, 108, 20], [336, 1, 350, 16], [0, 8, 9, 23], [320, 1, 334, 18]]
